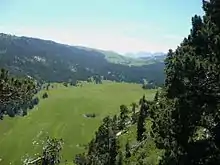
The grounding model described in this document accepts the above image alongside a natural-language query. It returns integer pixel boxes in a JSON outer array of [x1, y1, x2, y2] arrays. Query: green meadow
[[0, 81, 156, 164]]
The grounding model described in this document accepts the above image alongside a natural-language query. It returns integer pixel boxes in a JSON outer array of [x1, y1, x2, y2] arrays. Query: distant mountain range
[[0, 33, 165, 84], [75, 46, 154, 66], [125, 51, 166, 58], [125, 52, 166, 64]]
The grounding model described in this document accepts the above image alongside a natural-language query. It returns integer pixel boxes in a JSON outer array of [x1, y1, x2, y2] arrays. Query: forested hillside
[[0, 33, 165, 84]]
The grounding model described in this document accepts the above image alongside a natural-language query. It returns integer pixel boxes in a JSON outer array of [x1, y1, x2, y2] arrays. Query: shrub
[[42, 92, 48, 99]]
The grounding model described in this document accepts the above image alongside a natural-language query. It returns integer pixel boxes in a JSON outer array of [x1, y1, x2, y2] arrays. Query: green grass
[[118, 117, 164, 165], [0, 81, 156, 165]]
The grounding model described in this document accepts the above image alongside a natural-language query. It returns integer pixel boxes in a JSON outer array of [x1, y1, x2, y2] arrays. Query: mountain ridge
[[125, 51, 166, 58], [0, 33, 165, 84]]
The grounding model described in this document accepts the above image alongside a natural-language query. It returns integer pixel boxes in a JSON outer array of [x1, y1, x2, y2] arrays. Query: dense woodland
[[0, 34, 165, 85], [1, 0, 220, 164]]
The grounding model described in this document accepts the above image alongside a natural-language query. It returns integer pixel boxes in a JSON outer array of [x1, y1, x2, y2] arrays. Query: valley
[[0, 81, 156, 164], [1, 1, 220, 164]]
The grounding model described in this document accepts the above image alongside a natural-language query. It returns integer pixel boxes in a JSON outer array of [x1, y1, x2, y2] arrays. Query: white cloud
[[0, 24, 178, 54]]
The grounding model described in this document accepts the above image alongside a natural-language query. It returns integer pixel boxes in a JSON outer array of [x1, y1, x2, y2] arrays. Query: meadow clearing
[[0, 81, 156, 164]]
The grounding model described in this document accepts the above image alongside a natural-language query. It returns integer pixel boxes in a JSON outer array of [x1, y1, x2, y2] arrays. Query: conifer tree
[[112, 115, 119, 133], [125, 141, 131, 158], [79, 116, 119, 165], [137, 96, 148, 141], [117, 151, 123, 165], [0, 68, 35, 119], [152, 1, 220, 164], [109, 131, 119, 165], [119, 105, 129, 130], [154, 91, 159, 102], [41, 137, 63, 165], [131, 102, 138, 115]]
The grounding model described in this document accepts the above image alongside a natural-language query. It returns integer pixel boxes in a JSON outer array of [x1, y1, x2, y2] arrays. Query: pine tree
[[81, 116, 120, 165], [41, 137, 63, 165], [0, 68, 35, 119], [137, 96, 148, 141], [131, 102, 138, 115], [119, 105, 129, 130], [117, 151, 123, 165], [109, 130, 119, 165], [130, 102, 138, 124], [154, 91, 159, 102], [112, 115, 119, 133], [152, 1, 220, 164], [125, 141, 131, 158]]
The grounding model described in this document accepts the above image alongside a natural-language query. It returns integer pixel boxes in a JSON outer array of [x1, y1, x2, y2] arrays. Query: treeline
[[62, 75, 103, 87]]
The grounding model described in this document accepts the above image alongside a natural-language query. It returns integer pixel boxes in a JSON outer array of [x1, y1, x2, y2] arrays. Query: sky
[[0, 0, 204, 54]]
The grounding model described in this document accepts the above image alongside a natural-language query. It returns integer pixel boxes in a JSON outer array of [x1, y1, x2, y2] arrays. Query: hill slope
[[76, 46, 152, 66], [0, 33, 165, 84]]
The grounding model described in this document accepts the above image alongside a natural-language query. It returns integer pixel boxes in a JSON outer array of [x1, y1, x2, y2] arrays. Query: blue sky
[[0, 0, 204, 54]]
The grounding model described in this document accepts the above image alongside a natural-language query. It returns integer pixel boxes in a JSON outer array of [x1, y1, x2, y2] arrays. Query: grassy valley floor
[[0, 81, 156, 164]]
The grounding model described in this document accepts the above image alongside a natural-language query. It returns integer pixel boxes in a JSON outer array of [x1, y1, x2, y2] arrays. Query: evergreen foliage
[[137, 96, 149, 141], [119, 105, 130, 130], [0, 68, 36, 119], [41, 137, 63, 165], [125, 141, 131, 158], [150, 1, 220, 164], [75, 116, 120, 165], [117, 151, 123, 165], [42, 92, 49, 99]]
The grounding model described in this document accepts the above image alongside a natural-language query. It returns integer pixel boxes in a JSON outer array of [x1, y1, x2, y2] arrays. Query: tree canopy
[[0, 68, 36, 119], [151, 1, 220, 164]]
